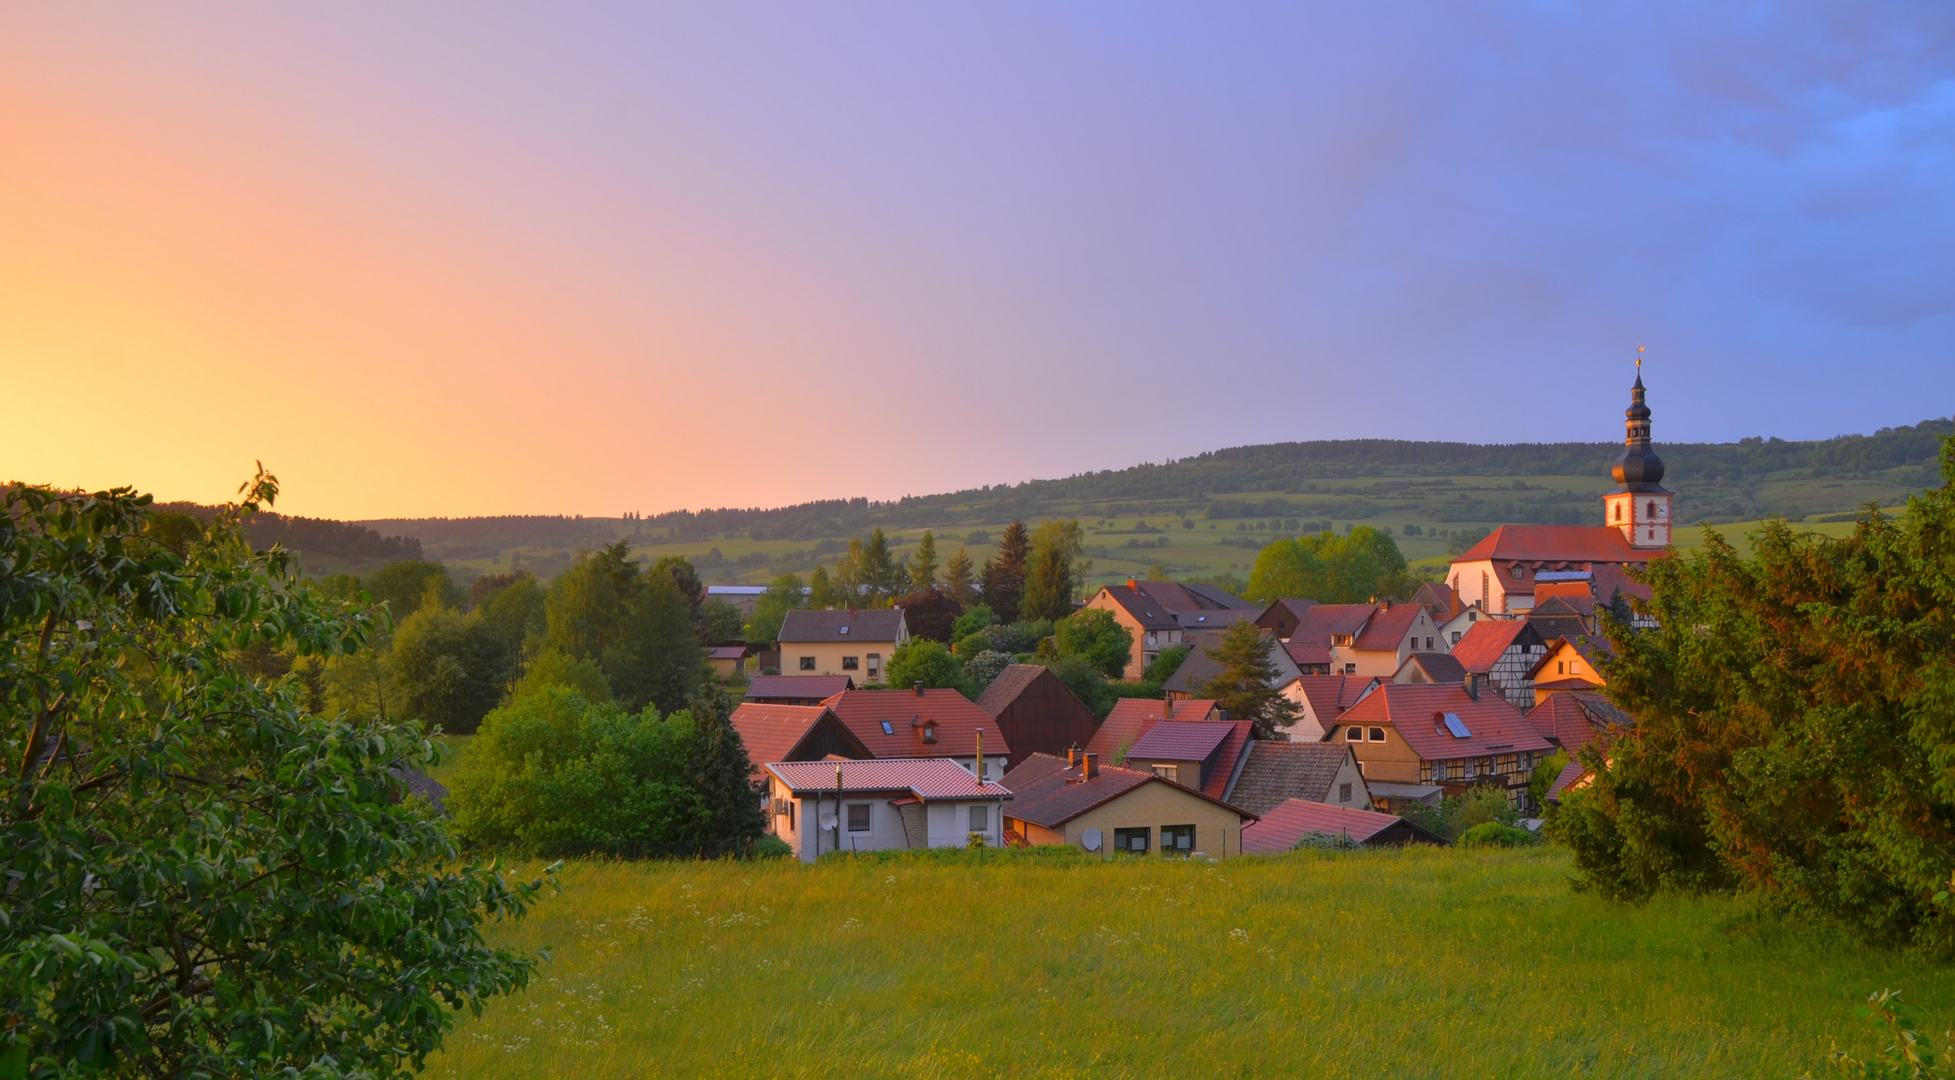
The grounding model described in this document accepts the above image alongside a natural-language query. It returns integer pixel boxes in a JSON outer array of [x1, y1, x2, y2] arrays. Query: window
[[867, 653, 881, 677], [1344, 663, 1357, 675], [1339, 782, 1353, 803], [1557, 660, 1566, 675], [1425, 637, 1434, 650], [880, 720, 894, 735], [1451, 631, 1461, 645], [799, 656, 816, 671], [1513, 566, 1527, 579], [847, 803, 871, 832], [968, 805, 988, 832], [1463, 758, 1477, 779], [1345, 726, 1361, 742], [1570, 660, 1584, 676], [1368, 727, 1386, 742], [841, 656, 860, 671], [1152, 764, 1177, 780], [1520, 751, 1534, 771], [1114, 827, 1150, 853], [1467, 609, 1477, 622], [1477, 757, 1494, 778], [1647, 500, 1656, 518], [1161, 824, 1196, 854]]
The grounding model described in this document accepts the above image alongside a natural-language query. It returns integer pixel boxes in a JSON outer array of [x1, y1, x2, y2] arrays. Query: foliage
[[1811, 989, 1955, 1079], [961, 650, 1016, 694], [365, 558, 462, 621], [893, 587, 962, 643], [1021, 520, 1088, 621], [744, 573, 806, 646], [544, 542, 704, 715], [909, 531, 938, 591], [1246, 527, 1414, 604], [1046, 654, 1118, 720], [512, 646, 614, 704], [0, 475, 543, 1078], [1191, 620, 1301, 739], [1401, 786, 1518, 842], [955, 618, 1051, 660], [448, 685, 762, 858], [1560, 440, 1955, 951], [832, 529, 905, 607], [950, 605, 998, 642], [649, 555, 707, 631], [1446, 527, 1492, 556], [883, 640, 971, 695], [979, 521, 1030, 623], [1459, 822, 1537, 848], [700, 598, 746, 645], [388, 604, 516, 735], [1528, 748, 1570, 807], [1144, 644, 1192, 685], [1051, 608, 1134, 680], [941, 546, 976, 607], [807, 567, 844, 611], [1291, 830, 1362, 851]]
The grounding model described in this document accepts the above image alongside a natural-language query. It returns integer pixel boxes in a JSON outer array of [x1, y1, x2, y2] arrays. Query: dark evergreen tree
[[684, 685, 768, 846], [980, 520, 1030, 623], [1193, 620, 1301, 740]]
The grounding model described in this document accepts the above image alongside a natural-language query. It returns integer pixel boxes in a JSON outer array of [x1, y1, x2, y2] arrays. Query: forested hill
[[353, 415, 1953, 555]]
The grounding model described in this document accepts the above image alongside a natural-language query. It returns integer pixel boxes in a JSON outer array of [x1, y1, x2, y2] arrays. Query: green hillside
[[336, 418, 1950, 587]]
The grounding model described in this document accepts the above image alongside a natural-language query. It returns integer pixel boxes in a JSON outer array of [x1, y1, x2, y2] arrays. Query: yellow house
[[1000, 751, 1255, 858], [777, 608, 909, 683], [1528, 637, 1606, 706]]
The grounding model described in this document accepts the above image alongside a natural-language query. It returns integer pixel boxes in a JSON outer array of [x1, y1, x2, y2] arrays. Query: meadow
[[419, 847, 1955, 1079]]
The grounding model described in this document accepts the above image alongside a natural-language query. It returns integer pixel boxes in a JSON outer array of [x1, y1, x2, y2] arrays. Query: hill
[[338, 417, 1951, 587]]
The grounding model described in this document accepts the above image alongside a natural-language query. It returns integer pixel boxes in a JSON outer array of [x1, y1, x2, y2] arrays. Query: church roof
[[1452, 525, 1659, 565]]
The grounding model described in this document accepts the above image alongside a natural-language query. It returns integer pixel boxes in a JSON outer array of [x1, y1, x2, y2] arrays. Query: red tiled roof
[[745, 674, 855, 701], [1336, 683, 1551, 761], [1452, 525, 1659, 565], [821, 689, 1012, 760], [1085, 698, 1219, 759], [1203, 721, 1254, 800], [765, 758, 1010, 800], [1284, 639, 1334, 667], [1412, 582, 1460, 621], [1449, 620, 1527, 673], [1531, 581, 1592, 605], [1127, 719, 1236, 762], [1546, 759, 1591, 802], [1525, 692, 1626, 752], [778, 608, 908, 643], [1095, 586, 1184, 631], [730, 704, 867, 774], [1293, 675, 1376, 722], [1589, 563, 1652, 604], [1354, 602, 1422, 651], [1000, 753, 1254, 829], [1294, 603, 1378, 641], [1241, 799, 1412, 852]]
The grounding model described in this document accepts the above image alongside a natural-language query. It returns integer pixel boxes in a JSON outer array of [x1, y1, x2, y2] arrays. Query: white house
[[763, 758, 1012, 863]]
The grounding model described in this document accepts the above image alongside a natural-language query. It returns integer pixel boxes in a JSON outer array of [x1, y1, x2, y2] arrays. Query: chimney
[[1127, 579, 1139, 590], [913, 680, 925, 697], [1083, 753, 1099, 780], [1163, 696, 1174, 719], [1464, 673, 1480, 701], [1068, 747, 1080, 768]]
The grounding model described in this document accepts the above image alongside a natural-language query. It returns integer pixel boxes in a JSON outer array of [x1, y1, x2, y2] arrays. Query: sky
[[3, 3, 1952, 520]]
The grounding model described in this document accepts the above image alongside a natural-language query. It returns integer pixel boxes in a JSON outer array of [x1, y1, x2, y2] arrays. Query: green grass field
[[420, 848, 1955, 1079]]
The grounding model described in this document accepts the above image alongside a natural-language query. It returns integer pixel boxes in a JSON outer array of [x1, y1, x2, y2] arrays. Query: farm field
[[420, 848, 1955, 1079]]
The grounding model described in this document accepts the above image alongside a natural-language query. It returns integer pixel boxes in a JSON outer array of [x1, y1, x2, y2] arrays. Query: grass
[[421, 847, 1955, 1079]]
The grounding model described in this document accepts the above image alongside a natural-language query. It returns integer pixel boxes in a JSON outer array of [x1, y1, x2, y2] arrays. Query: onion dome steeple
[[1610, 366, 1668, 492]]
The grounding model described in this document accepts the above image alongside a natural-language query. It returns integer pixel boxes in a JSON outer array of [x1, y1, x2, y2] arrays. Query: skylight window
[[1442, 713, 1473, 739], [881, 721, 894, 735], [839, 626, 850, 634]]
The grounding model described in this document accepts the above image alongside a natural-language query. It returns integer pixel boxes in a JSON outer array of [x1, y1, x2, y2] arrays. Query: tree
[[894, 586, 963, 643], [512, 646, 614, 703], [682, 685, 768, 845], [651, 554, 707, 634], [1553, 441, 1955, 950], [962, 649, 1015, 694], [1143, 644, 1191, 685], [546, 541, 704, 714], [1246, 527, 1413, 604], [883, 639, 971, 695], [701, 598, 746, 645], [0, 474, 541, 1076], [365, 558, 460, 621], [1192, 619, 1301, 739], [1047, 654, 1117, 719], [387, 604, 512, 735], [910, 530, 939, 591], [980, 521, 1030, 623], [744, 573, 806, 645], [1052, 607, 1134, 680], [1021, 520, 1088, 621], [807, 566, 845, 610], [942, 546, 976, 607]]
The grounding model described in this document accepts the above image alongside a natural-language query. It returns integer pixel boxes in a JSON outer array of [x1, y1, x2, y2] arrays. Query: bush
[[1292, 831, 1362, 851], [1399, 786, 1518, 842], [1052, 608, 1135, 680], [755, 835, 794, 859], [1459, 822, 1536, 848], [884, 639, 971, 694]]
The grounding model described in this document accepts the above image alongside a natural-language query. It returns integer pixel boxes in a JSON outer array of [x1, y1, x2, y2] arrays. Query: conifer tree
[[943, 545, 976, 607], [1193, 619, 1301, 740], [910, 530, 939, 591], [1021, 519, 1087, 621], [980, 521, 1030, 622], [684, 685, 767, 845]]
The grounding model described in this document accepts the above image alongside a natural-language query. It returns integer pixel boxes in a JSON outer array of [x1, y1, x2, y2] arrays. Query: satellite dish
[[1082, 828, 1103, 852], [819, 814, 837, 832]]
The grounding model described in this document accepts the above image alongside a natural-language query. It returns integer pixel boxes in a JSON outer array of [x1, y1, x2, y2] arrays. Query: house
[[762, 759, 1011, 863], [1082, 579, 1260, 680], [1447, 374, 1672, 615], [821, 686, 1012, 783], [974, 664, 1098, 767], [1285, 674, 1379, 742], [1162, 627, 1303, 701], [706, 644, 753, 680], [1119, 719, 1255, 802], [1282, 601, 1442, 678], [1241, 798, 1445, 853], [1393, 652, 1467, 685], [729, 704, 871, 783], [1528, 637, 1607, 705], [1255, 598, 1320, 642], [1545, 757, 1596, 804], [1084, 697, 1220, 763], [778, 608, 909, 682], [1437, 603, 1491, 648], [1226, 742, 1370, 816], [1526, 691, 1631, 756], [745, 674, 856, 706], [1285, 603, 1375, 675], [1526, 595, 1594, 645], [1411, 581, 1463, 626], [1001, 751, 1256, 858], [1447, 619, 1549, 711], [1328, 681, 1553, 812]]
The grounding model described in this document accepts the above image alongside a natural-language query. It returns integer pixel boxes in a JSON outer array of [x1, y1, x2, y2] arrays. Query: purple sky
[[4, 3, 1952, 516]]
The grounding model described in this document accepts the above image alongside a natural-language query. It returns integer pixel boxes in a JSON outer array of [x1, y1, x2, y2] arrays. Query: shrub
[[1292, 831, 1362, 851], [1460, 822, 1536, 848], [1052, 608, 1135, 680]]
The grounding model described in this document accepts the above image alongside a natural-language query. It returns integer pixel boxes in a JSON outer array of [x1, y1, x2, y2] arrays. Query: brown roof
[[1546, 758, 1591, 802], [1525, 691, 1631, 752], [730, 703, 869, 769], [1453, 525, 1660, 565], [1000, 753, 1255, 830], [1086, 698, 1219, 760], [1241, 799, 1438, 852], [707, 645, 752, 661], [1293, 675, 1378, 722], [1095, 586, 1183, 631], [1399, 652, 1466, 683], [1525, 636, 1612, 681], [1284, 639, 1334, 668], [778, 608, 907, 644], [820, 688, 1011, 759], [1335, 683, 1552, 761], [745, 674, 856, 701], [1448, 620, 1529, 674], [1412, 581, 1460, 621], [1121, 718, 1255, 800], [974, 664, 1046, 716], [1354, 602, 1423, 651], [1261, 598, 1319, 628], [1293, 603, 1378, 642], [1227, 742, 1357, 816]]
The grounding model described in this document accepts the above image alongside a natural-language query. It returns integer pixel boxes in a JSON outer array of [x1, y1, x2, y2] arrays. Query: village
[[720, 373, 1670, 863]]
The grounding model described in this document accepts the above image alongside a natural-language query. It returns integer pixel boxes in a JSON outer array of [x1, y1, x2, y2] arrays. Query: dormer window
[[1512, 566, 1527, 579]]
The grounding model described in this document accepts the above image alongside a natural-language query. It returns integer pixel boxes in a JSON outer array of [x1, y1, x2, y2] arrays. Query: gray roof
[[778, 608, 907, 644], [1226, 742, 1355, 816], [1181, 583, 1260, 610], [1162, 643, 1226, 695], [1402, 652, 1467, 683]]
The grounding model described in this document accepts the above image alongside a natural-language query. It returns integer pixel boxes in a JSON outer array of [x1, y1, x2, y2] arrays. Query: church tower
[[1603, 363, 1672, 548]]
